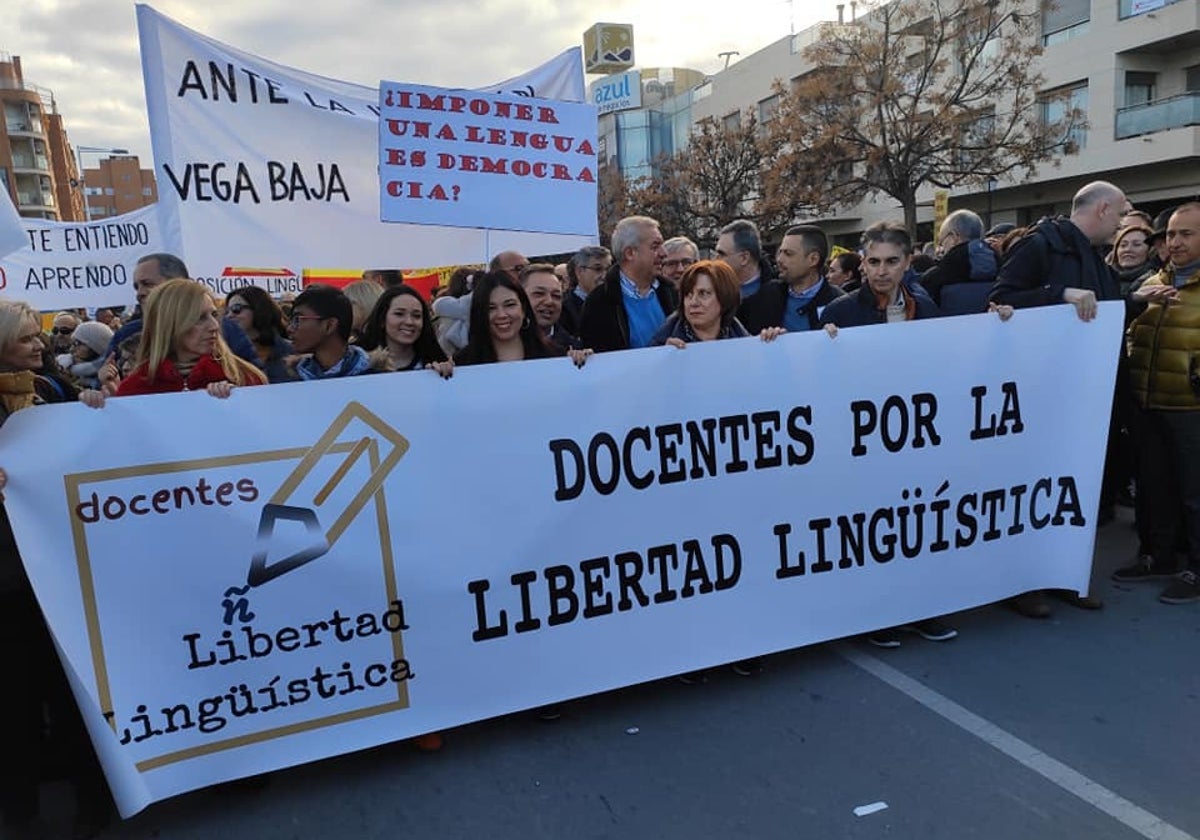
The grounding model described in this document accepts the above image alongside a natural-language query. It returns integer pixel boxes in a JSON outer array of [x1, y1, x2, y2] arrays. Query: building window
[[1186, 64, 1200, 93], [85, 186, 103, 196], [1042, 0, 1089, 45], [104, 187, 115, 196], [142, 187, 152, 196], [758, 94, 780, 125], [121, 174, 131, 182], [1040, 81, 1088, 152], [723, 111, 742, 131], [1124, 71, 1157, 107], [1120, 0, 1179, 20]]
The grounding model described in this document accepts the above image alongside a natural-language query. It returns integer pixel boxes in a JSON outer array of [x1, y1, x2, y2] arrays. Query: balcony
[[1115, 93, 1200, 139], [4, 119, 41, 136], [10, 153, 50, 172], [16, 190, 56, 210]]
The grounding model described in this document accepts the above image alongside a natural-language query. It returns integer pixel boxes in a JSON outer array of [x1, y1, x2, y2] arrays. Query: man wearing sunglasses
[[48, 311, 80, 355]]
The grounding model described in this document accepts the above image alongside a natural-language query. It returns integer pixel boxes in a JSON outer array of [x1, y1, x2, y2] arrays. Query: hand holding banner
[[0, 299, 1122, 818]]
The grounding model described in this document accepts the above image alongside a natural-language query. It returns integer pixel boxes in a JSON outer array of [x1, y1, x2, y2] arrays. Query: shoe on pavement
[[905, 618, 958, 641], [1112, 555, 1177, 583], [1159, 570, 1200, 605], [866, 628, 901, 648], [1053, 590, 1104, 610], [730, 658, 763, 677], [1008, 591, 1052, 619]]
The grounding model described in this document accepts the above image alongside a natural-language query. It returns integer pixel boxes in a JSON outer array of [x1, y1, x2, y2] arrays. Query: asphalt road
[[31, 506, 1200, 840]]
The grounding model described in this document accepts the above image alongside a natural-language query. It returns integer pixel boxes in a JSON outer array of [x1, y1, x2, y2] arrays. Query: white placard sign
[[1, 305, 1121, 817], [378, 83, 598, 233], [136, 4, 594, 287], [0, 187, 26, 261], [0, 205, 163, 311]]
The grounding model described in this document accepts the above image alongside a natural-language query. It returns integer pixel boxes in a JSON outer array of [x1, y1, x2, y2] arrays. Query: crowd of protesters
[[2, 179, 1198, 836]]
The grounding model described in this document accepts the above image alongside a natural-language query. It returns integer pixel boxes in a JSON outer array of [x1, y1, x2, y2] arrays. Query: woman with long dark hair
[[224, 285, 293, 383], [449, 271, 590, 367], [359, 284, 448, 372]]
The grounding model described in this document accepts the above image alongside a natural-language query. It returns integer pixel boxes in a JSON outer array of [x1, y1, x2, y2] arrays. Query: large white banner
[[2, 305, 1121, 817], [0, 205, 163, 311], [378, 83, 597, 233], [0, 188, 25, 261], [137, 5, 593, 291]]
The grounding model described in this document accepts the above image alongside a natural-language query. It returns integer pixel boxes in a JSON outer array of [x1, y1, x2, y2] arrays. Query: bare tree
[[625, 112, 825, 245], [768, 0, 1077, 234]]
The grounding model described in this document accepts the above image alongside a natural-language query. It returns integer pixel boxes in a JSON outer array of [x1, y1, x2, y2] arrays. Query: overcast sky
[[7, 0, 843, 166]]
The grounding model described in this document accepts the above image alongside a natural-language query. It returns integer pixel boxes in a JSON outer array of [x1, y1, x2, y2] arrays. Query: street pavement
[[36, 506, 1200, 839]]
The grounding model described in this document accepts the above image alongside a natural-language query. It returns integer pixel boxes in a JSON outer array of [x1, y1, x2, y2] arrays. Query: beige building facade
[[0, 53, 83, 221], [687, 0, 1199, 243]]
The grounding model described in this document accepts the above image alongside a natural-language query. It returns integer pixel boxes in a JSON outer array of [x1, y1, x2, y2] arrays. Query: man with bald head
[[490, 250, 529, 281], [991, 180, 1130, 320], [990, 181, 1131, 618]]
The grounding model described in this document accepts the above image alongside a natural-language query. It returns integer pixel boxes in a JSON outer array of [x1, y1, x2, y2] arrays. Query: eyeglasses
[[226, 303, 249, 315], [662, 258, 695, 270], [51, 327, 75, 335], [288, 314, 327, 328]]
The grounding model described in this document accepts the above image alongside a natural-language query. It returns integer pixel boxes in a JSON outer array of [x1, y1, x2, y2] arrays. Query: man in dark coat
[[739, 225, 843, 333], [580, 216, 675, 352]]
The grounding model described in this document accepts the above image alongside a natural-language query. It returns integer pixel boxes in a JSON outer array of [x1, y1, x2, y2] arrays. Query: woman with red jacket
[[107, 279, 266, 398]]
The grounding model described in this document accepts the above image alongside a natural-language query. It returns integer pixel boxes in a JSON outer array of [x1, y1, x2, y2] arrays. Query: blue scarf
[[296, 346, 372, 380]]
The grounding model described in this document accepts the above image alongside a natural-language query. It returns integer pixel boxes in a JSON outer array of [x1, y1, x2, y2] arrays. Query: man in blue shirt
[[739, 225, 844, 334], [580, 216, 675, 352], [717, 219, 766, 299]]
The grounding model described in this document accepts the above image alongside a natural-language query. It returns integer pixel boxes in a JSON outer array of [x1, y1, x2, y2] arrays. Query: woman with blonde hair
[[113, 279, 265, 397], [0, 298, 113, 835], [343, 278, 384, 344]]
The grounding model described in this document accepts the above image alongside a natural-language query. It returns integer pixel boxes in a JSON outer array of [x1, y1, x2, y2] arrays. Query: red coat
[[116, 355, 264, 396]]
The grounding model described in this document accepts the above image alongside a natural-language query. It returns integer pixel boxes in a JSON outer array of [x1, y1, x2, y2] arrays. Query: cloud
[[6, 0, 839, 166]]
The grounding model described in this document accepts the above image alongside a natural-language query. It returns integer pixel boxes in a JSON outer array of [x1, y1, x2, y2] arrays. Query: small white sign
[[590, 70, 642, 116]]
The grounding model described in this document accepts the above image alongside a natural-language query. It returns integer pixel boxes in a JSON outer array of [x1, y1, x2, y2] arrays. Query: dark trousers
[[1136, 409, 1200, 572], [0, 584, 109, 824]]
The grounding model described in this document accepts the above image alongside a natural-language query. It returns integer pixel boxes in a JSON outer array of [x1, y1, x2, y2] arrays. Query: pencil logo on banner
[[219, 401, 409, 625]]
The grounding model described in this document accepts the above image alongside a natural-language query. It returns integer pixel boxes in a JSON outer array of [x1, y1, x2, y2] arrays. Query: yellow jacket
[[1128, 265, 1200, 410]]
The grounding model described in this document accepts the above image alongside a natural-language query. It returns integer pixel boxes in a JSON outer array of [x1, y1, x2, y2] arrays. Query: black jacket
[[990, 217, 1120, 309], [559, 289, 587, 337], [819, 282, 940, 328], [921, 240, 999, 310], [579, 265, 678, 352], [737, 279, 845, 333]]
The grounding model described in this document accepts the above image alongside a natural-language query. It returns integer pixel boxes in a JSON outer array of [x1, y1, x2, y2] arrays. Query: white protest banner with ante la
[[1, 304, 1121, 817], [0, 187, 26, 261], [0, 205, 163, 311], [137, 4, 593, 292], [379, 84, 597, 233]]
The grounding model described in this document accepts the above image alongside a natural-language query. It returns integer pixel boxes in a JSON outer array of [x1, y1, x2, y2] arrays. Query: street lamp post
[[74, 145, 129, 222]]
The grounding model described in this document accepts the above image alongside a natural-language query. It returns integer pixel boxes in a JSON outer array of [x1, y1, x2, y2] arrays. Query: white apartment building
[[684, 0, 1200, 244]]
